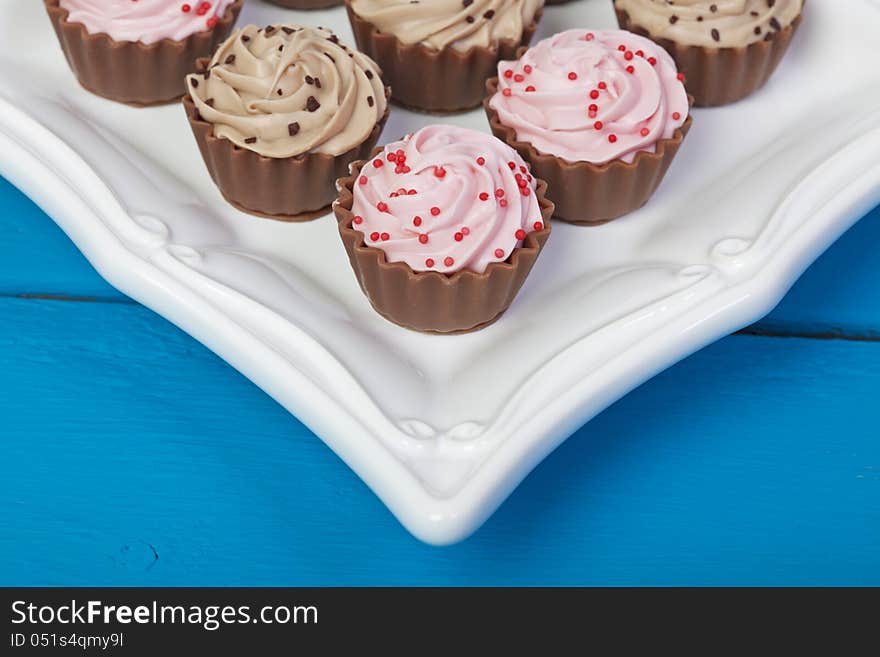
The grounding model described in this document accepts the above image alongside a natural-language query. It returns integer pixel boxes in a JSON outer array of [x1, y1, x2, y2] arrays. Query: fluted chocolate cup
[[44, 0, 243, 107], [615, 4, 804, 107], [264, 0, 342, 7], [333, 152, 554, 334], [344, 0, 543, 113], [484, 78, 693, 226], [185, 61, 390, 221]]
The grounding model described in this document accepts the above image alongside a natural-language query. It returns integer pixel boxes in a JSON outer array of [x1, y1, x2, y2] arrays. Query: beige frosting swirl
[[186, 24, 386, 158], [349, 0, 545, 51], [614, 0, 804, 48]]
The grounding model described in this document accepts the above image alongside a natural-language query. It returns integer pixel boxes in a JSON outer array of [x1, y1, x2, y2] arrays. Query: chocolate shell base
[[345, 1, 542, 113], [485, 79, 692, 226], [334, 153, 554, 334], [264, 0, 342, 7], [615, 6, 803, 107], [184, 91, 389, 221], [44, 0, 242, 107]]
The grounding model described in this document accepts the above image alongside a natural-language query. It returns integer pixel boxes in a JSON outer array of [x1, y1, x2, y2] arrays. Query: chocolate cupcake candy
[[45, 0, 242, 106], [346, 0, 545, 112], [185, 24, 389, 220], [334, 125, 553, 333], [614, 0, 805, 106], [485, 29, 692, 225]]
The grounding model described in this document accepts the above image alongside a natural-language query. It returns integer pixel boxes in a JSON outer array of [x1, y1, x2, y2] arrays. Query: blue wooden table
[[0, 176, 877, 586]]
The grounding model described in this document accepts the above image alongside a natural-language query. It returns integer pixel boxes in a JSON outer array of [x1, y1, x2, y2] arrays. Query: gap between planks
[[2, 292, 879, 343]]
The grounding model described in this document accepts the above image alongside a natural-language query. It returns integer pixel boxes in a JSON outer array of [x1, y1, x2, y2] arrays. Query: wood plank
[[752, 203, 880, 338], [0, 177, 119, 298], [1, 176, 878, 334], [0, 297, 877, 585]]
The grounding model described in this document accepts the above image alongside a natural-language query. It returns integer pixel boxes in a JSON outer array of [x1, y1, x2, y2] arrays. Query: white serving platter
[[1, 0, 879, 544]]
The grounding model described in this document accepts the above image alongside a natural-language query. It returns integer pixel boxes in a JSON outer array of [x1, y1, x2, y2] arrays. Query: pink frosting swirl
[[59, 0, 237, 44], [349, 126, 545, 275], [488, 29, 689, 164]]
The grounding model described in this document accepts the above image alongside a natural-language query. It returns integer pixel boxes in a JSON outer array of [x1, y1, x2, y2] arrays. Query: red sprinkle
[[380, 232, 390, 241], [598, 81, 607, 90], [677, 73, 686, 82], [648, 57, 657, 66], [590, 90, 600, 99], [508, 162, 516, 170], [479, 192, 490, 201], [461, 227, 470, 235], [377, 202, 388, 212], [589, 103, 598, 113], [514, 74, 525, 83], [533, 222, 544, 231], [499, 199, 508, 208], [495, 188, 505, 198], [502, 89, 512, 97], [624, 51, 634, 61], [617, 45, 626, 52], [594, 121, 603, 130], [672, 112, 681, 120], [353, 215, 363, 224], [434, 166, 446, 178], [476, 156, 486, 166], [608, 134, 618, 143], [495, 248, 505, 258], [640, 127, 650, 136], [525, 85, 536, 92], [626, 65, 635, 74], [503, 70, 513, 79], [515, 229, 526, 240], [444, 257, 454, 267], [358, 176, 367, 186], [454, 232, 463, 242], [370, 232, 380, 241], [568, 72, 578, 80], [373, 159, 383, 168], [524, 64, 533, 74], [418, 234, 428, 244], [430, 206, 441, 216], [413, 216, 422, 227], [425, 258, 435, 268], [585, 33, 594, 41]]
